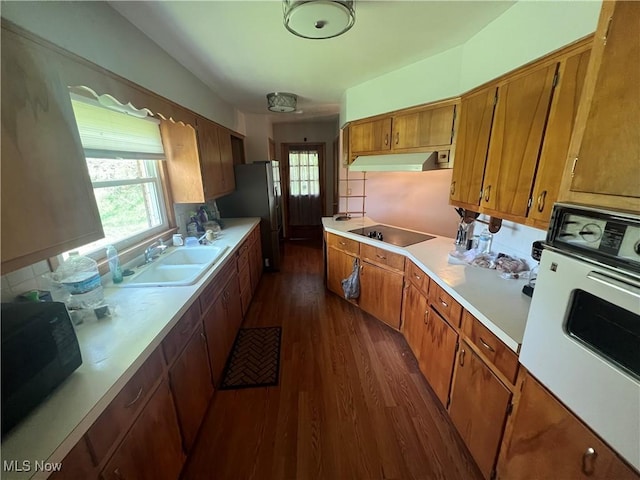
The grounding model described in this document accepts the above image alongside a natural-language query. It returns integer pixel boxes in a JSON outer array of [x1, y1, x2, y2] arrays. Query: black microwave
[[1, 302, 82, 437]]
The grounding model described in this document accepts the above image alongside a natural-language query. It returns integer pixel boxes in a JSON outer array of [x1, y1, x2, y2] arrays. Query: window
[[66, 94, 169, 258], [288, 150, 320, 197]]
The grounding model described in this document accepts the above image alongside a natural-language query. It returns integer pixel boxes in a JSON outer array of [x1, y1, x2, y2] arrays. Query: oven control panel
[[549, 204, 640, 273]]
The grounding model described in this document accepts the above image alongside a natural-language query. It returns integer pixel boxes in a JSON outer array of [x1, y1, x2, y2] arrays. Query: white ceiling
[[110, 1, 515, 122]]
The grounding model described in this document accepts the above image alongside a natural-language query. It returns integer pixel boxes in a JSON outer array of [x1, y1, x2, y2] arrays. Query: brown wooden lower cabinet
[[249, 231, 263, 294], [449, 340, 512, 480], [326, 246, 357, 298], [49, 437, 97, 480], [168, 324, 214, 452], [418, 305, 458, 407], [497, 372, 639, 480], [202, 273, 243, 386], [401, 283, 429, 362], [101, 380, 185, 480], [359, 261, 404, 329]]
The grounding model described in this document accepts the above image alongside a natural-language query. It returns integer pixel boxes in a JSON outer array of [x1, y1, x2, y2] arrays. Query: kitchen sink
[[119, 245, 229, 288]]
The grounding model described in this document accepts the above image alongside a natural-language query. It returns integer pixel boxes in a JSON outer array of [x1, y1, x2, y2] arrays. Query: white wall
[[273, 121, 339, 215], [244, 114, 274, 163], [460, 0, 601, 91], [342, 45, 463, 125], [1, 1, 242, 132], [341, 1, 601, 125]]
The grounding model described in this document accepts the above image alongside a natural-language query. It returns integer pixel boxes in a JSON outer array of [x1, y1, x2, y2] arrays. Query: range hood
[[349, 151, 451, 172]]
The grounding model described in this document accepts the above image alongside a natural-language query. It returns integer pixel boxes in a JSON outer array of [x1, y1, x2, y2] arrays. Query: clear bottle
[[478, 228, 493, 254], [56, 252, 104, 309], [106, 245, 123, 284]]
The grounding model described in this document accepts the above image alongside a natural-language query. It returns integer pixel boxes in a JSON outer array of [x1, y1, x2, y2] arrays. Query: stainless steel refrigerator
[[217, 161, 282, 271]]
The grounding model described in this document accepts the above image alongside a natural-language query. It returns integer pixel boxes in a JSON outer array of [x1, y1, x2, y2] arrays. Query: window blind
[[70, 98, 165, 159]]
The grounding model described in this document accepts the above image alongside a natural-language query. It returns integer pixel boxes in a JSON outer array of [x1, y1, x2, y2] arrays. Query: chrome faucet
[[144, 240, 167, 263]]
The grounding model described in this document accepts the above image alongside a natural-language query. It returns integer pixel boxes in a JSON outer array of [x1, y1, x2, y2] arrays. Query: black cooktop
[[349, 224, 435, 247]]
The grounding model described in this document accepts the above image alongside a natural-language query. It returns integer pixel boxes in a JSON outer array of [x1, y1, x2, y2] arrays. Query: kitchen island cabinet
[[326, 245, 357, 300], [559, 0, 640, 211], [1, 26, 103, 274], [497, 372, 639, 480]]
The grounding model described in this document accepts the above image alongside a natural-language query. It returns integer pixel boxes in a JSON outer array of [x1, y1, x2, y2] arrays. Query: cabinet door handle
[[479, 337, 495, 352], [200, 332, 207, 342], [384, 133, 389, 146], [113, 468, 124, 480], [582, 447, 597, 475], [376, 254, 387, 260], [124, 387, 143, 408], [459, 348, 466, 367], [424, 310, 430, 324], [395, 132, 400, 145], [439, 298, 448, 308], [414, 274, 421, 280], [484, 185, 492, 203], [537, 190, 547, 213], [450, 181, 456, 196]]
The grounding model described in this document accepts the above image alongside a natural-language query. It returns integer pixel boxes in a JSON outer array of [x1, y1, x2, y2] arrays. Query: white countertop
[[323, 217, 532, 353], [1, 218, 259, 480]]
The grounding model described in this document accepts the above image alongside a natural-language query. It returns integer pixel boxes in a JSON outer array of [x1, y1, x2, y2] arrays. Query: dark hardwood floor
[[182, 239, 482, 480]]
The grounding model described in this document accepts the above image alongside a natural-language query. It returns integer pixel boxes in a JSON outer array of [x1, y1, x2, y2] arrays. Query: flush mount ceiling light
[[267, 92, 298, 112], [283, 0, 355, 40]]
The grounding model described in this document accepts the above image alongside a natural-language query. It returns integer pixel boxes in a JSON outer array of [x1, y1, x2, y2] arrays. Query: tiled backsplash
[[1, 260, 52, 302]]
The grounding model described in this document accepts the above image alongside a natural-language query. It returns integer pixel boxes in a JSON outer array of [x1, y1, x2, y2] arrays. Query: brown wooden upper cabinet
[[1, 26, 104, 273], [559, 0, 640, 212], [350, 117, 392, 154], [449, 86, 497, 208], [350, 102, 456, 156], [450, 39, 592, 229], [160, 116, 236, 203]]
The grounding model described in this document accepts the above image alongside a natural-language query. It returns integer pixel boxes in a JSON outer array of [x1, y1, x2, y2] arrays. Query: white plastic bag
[[341, 257, 360, 299]]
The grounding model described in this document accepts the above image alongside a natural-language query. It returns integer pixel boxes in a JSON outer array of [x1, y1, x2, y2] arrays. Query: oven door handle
[[586, 271, 640, 299]]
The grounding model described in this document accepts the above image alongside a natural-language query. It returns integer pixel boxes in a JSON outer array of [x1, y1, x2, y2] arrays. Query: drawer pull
[[582, 447, 597, 475], [424, 310, 430, 324], [376, 254, 387, 260], [414, 274, 421, 280], [459, 349, 466, 367], [479, 337, 495, 352], [339, 241, 347, 246], [125, 387, 143, 408], [439, 298, 449, 308]]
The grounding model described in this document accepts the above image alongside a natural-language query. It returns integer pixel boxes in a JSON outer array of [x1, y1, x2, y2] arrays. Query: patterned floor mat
[[219, 327, 282, 390]]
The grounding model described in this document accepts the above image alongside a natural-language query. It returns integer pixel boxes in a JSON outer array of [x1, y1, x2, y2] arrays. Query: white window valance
[[70, 96, 165, 160]]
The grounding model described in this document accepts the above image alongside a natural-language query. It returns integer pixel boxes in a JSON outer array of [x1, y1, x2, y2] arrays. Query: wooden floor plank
[[181, 239, 482, 480]]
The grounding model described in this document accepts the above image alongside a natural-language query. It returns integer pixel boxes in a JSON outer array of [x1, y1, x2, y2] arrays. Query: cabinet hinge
[[493, 94, 498, 106], [506, 402, 514, 417], [455, 340, 460, 353], [552, 72, 559, 88], [478, 189, 483, 203], [446, 396, 451, 409], [490, 469, 497, 480], [526, 197, 533, 215], [571, 157, 579, 177]]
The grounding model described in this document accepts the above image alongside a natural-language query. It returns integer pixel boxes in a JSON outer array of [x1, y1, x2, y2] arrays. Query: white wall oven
[[520, 203, 640, 472]]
